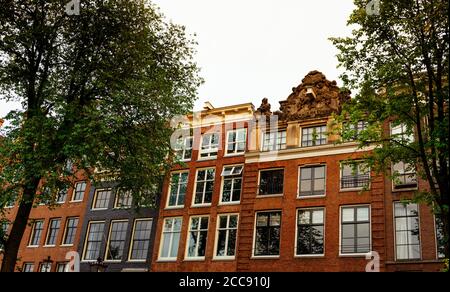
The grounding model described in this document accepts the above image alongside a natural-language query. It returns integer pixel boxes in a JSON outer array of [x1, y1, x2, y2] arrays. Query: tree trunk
[[0, 178, 40, 272]]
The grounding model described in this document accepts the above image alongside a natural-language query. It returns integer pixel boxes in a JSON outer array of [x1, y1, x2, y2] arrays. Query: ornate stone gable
[[272, 71, 350, 121]]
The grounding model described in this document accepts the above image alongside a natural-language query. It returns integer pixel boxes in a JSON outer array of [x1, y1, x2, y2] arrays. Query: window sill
[[156, 259, 177, 263], [91, 208, 108, 211], [27, 245, 39, 248], [197, 157, 218, 161], [297, 194, 326, 199], [339, 253, 369, 258], [183, 258, 206, 262], [294, 254, 325, 258], [191, 204, 212, 208], [165, 206, 184, 210], [60, 244, 74, 247], [339, 188, 368, 192], [224, 153, 245, 157], [69, 200, 83, 203], [127, 259, 147, 263], [43, 245, 56, 248], [251, 256, 280, 260], [392, 187, 418, 192], [218, 202, 241, 206], [104, 260, 122, 263], [256, 194, 283, 198]]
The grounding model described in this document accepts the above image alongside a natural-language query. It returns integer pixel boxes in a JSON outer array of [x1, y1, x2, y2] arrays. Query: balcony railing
[[340, 174, 370, 189]]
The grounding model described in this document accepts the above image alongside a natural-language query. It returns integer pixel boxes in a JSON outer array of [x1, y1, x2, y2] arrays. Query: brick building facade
[[151, 71, 444, 272]]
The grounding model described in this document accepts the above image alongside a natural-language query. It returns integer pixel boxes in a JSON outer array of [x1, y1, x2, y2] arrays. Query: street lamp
[[42, 256, 53, 272], [89, 257, 108, 272]]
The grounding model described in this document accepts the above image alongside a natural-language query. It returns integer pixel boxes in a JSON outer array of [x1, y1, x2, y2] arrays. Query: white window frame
[[44, 218, 61, 247], [22, 263, 34, 272], [91, 188, 112, 211], [61, 217, 79, 246], [390, 122, 414, 143], [185, 215, 209, 261], [192, 167, 215, 207], [166, 171, 189, 209], [391, 161, 417, 191], [104, 220, 129, 262], [158, 217, 183, 262], [114, 189, 133, 209], [213, 213, 239, 260], [257, 168, 284, 197], [251, 210, 282, 259], [70, 181, 87, 202], [128, 218, 153, 262], [219, 164, 243, 205], [297, 164, 327, 198], [28, 220, 44, 247], [294, 207, 326, 257], [175, 136, 193, 162], [225, 128, 247, 156], [261, 130, 287, 152], [199, 132, 220, 160], [393, 202, 422, 261], [82, 221, 105, 262], [339, 161, 371, 191], [339, 204, 372, 257], [301, 125, 328, 147]]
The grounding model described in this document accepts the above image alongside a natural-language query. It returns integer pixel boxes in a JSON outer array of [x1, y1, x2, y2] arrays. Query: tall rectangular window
[[114, 190, 133, 209], [299, 165, 325, 197], [105, 221, 129, 261], [435, 216, 445, 259], [62, 217, 79, 245], [220, 165, 243, 204], [92, 189, 112, 210], [29, 220, 44, 246], [186, 216, 209, 259], [159, 217, 182, 261], [56, 188, 68, 204], [71, 181, 86, 202], [193, 168, 215, 206], [22, 263, 34, 272], [200, 133, 220, 159], [391, 122, 414, 143], [392, 162, 417, 190], [394, 202, 420, 260], [262, 130, 287, 152], [296, 209, 324, 255], [175, 136, 193, 161], [301, 125, 327, 147], [340, 162, 370, 190], [226, 128, 246, 155], [45, 218, 61, 246], [340, 206, 371, 254], [258, 169, 284, 196], [254, 211, 281, 256], [129, 219, 153, 261], [167, 171, 188, 208], [83, 222, 105, 261], [215, 214, 238, 259]]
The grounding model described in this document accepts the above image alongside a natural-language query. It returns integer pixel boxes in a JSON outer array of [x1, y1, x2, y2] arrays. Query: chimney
[[203, 101, 215, 111]]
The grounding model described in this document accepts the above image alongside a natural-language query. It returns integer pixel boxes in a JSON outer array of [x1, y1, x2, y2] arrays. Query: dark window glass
[[216, 214, 238, 257], [45, 218, 61, 246], [259, 169, 284, 195], [29, 220, 44, 246], [221, 166, 243, 203], [194, 168, 215, 205], [63, 217, 79, 245], [297, 209, 324, 255], [167, 172, 188, 207], [93, 189, 112, 210], [254, 212, 281, 256], [83, 222, 105, 260], [130, 219, 153, 260], [187, 216, 209, 258], [341, 162, 370, 189], [106, 221, 129, 261]]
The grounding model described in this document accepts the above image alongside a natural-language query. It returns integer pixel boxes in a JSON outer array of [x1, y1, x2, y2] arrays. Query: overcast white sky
[[0, 0, 355, 118]]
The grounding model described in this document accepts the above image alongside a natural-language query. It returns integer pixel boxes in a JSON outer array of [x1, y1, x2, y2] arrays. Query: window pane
[[312, 210, 324, 224], [342, 208, 354, 222], [357, 207, 369, 221]]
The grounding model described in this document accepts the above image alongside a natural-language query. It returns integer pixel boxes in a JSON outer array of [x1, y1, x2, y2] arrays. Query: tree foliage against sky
[[331, 0, 449, 258], [0, 0, 202, 271]]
